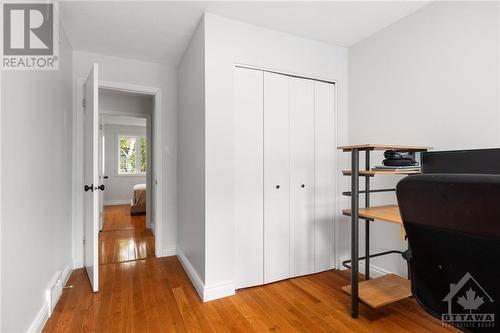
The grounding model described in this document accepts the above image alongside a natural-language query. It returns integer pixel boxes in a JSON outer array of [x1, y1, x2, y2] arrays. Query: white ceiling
[[60, 1, 430, 66]]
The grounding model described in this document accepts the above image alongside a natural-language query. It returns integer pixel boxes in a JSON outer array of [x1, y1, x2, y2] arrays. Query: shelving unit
[[338, 144, 431, 318]]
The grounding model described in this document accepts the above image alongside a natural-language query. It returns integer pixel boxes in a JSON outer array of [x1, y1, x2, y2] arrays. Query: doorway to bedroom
[[98, 88, 155, 265]]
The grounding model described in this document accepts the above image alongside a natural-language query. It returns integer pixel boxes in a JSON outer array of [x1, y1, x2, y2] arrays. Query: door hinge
[[82, 98, 87, 109], [83, 238, 85, 245]]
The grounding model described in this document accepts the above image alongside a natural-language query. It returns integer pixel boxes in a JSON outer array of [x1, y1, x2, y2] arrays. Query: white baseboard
[[73, 257, 83, 269], [61, 264, 73, 291], [176, 247, 235, 302], [160, 246, 177, 257], [176, 246, 205, 300], [203, 281, 235, 302], [27, 264, 73, 333], [104, 200, 130, 206]]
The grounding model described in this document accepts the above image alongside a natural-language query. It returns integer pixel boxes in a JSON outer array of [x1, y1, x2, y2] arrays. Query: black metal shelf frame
[[341, 250, 404, 270], [342, 188, 395, 196]]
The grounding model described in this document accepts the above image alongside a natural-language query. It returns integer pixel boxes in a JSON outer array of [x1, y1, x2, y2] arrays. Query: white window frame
[[117, 134, 147, 176]]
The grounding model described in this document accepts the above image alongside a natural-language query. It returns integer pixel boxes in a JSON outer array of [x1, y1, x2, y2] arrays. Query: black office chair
[[397, 174, 500, 332]]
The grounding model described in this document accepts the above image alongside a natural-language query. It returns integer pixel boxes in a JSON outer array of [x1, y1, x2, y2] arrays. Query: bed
[[131, 183, 147, 215]]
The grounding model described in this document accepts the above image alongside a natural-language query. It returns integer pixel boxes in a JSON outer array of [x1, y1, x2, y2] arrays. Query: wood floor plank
[[229, 291, 276, 332], [172, 286, 204, 332], [247, 286, 312, 332], [211, 297, 256, 333]]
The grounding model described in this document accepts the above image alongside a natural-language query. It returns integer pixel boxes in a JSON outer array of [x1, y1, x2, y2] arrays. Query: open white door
[[83, 64, 99, 292]]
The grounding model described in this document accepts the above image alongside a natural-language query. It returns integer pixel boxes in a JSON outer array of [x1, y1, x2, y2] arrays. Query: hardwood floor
[[102, 204, 146, 231], [99, 229, 155, 264], [43, 256, 457, 333], [99, 205, 155, 265]]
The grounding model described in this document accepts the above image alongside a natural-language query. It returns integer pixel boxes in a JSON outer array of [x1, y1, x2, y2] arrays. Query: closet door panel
[[234, 67, 264, 289], [314, 81, 335, 272], [264, 72, 290, 283], [289, 77, 315, 277]]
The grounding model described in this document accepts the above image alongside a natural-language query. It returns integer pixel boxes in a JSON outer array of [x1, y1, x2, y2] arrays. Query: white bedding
[[133, 183, 146, 191]]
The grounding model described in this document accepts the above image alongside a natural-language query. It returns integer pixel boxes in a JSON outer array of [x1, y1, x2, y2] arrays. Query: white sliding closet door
[[289, 77, 315, 277], [314, 81, 336, 272], [264, 72, 290, 283], [234, 67, 264, 289]]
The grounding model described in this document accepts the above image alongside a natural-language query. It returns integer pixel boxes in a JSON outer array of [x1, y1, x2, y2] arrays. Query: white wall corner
[[176, 246, 205, 300], [161, 245, 177, 257], [73, 257, 82, 269], [202, 282, 235, 302], [176, 247, 235, 302]]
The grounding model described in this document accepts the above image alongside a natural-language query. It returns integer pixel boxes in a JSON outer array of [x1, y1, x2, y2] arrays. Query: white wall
[[198, 13, 349, 298], [1, 29, 74, 332], [73, 51, 178, 264], [178, 18, 206, 284], [349, 1, 500, 275], [103, 124, 147, 205], [100, 89, 153, 116]]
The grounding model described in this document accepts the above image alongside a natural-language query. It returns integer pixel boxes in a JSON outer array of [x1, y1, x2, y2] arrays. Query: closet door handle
[[301, 184, 305, 188], [275, 185, 280, 189]]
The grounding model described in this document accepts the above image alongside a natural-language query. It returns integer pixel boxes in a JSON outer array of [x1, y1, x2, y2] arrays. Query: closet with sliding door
[[234, 66, 336, 289]]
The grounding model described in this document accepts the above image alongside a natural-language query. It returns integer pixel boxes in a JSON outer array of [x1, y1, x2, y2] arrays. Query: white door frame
[[72, 78, 163, 268]]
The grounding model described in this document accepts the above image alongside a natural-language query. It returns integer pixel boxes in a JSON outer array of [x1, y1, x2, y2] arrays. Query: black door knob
[[103, 176, 109, 179], [301, 184, 305, 188], [84, 184, 93, 192], [97, 184, 105, 191], [276, 185, 280, 189]]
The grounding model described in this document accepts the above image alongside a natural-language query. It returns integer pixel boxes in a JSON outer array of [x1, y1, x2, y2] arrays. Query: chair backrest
[[421, 148, 500, 174], [397, 174, 500, 331]]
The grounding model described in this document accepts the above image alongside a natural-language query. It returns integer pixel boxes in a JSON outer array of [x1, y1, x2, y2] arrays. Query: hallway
[[99, 205, 155, 265]]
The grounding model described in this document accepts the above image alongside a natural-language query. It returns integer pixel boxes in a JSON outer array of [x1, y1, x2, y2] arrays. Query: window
[[118, 135, 147, 175]]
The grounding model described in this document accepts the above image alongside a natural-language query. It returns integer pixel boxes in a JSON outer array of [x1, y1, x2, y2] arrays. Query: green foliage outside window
[[119, 136, 146, 174]]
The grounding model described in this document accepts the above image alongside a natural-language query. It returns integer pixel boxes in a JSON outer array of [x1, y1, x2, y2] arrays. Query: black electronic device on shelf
[[382, 150, 417, 167]]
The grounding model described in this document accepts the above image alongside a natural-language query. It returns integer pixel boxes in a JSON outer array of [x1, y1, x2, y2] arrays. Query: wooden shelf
[[342, 170, 420, 176], [342, 274, 412, 308], [338, 144, 431, 152], [342, 205, 402, 225]]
